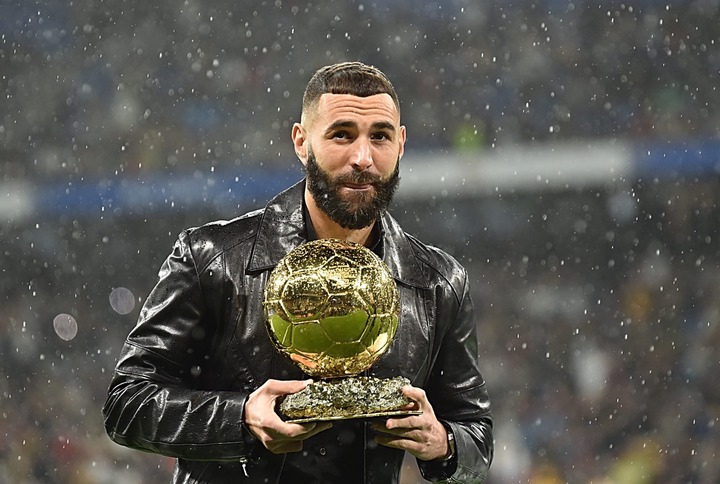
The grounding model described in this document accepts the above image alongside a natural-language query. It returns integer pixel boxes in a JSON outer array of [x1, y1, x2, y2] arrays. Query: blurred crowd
[[428, 179, 720, 483], [2, 0, 720, 181], [2, 0, 720, 483]]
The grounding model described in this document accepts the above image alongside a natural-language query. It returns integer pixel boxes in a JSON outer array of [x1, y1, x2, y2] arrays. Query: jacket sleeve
[[417, 268, 494, 483], [102, 231, 252, 461]]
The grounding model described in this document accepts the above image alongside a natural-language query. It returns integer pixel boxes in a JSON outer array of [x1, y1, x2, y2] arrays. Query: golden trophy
[[263, 238, 420, 422]]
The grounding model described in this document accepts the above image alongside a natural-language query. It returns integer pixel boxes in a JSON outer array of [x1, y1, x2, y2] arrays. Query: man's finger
[[268, 440, 304, 454], [371, 417, 416, 435], [281, 420, 333, 440], [402, 385, 430, 406], [265, 378, 313, 397], [373, 433, 417, 452]]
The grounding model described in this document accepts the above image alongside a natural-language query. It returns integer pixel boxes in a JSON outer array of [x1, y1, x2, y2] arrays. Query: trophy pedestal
[[279, 376, 422, 423]]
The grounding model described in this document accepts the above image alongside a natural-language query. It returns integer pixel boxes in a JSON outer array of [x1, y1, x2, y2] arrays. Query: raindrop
[[53, 314, 78, 341], [109, 287, 136, 315]]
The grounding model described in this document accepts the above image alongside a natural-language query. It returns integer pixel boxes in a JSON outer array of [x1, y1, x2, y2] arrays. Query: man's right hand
[[243, 379, 332, 454]]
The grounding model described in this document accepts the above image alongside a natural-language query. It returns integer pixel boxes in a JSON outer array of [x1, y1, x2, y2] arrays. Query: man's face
[[294, 93, 406, 230], [305, 147, 400, 230]]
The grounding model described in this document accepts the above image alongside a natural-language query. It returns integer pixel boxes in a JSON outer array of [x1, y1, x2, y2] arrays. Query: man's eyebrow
[[372, 121, 397, 132], [325, 120, 397, 134], [326, 120, 357, 133]]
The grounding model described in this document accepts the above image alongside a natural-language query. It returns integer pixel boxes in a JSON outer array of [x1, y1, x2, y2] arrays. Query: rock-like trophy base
[[279, 376, 421, 423]]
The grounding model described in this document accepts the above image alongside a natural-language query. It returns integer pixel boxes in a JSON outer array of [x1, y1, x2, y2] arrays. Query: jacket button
[[318, 447, 327, 456]]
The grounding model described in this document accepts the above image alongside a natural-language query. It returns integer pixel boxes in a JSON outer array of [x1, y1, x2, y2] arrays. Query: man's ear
[[291, 123, 308, 165], [398, 125, 407, 160]]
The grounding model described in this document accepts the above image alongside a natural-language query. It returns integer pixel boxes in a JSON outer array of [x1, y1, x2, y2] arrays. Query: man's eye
[[333, 131, 348, 139], [372, 133, 389, 140]]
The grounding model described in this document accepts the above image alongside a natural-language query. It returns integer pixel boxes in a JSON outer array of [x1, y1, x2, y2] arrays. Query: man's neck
[[304, 189, 376, 247]]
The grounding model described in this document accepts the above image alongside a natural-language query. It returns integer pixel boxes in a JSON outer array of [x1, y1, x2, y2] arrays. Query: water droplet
[[53, 314, 78, 341], [109, 287, 136, 315]]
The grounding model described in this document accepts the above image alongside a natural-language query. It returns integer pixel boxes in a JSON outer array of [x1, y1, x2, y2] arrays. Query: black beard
[[305, 150, 400, 230]]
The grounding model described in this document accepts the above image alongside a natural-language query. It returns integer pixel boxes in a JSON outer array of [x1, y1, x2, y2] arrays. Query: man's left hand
[[370, 385, 450, 461]]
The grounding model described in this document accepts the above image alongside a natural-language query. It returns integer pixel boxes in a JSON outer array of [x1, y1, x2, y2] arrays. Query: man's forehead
[[313, 93, 400, 124]]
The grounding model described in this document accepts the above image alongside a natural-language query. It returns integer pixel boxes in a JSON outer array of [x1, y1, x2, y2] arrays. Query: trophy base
[[279, 376, 422, 423]]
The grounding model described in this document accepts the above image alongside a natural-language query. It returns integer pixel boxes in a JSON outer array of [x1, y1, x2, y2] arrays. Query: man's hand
[[371, 385, 450, 461], [244, 379, 332, 454]]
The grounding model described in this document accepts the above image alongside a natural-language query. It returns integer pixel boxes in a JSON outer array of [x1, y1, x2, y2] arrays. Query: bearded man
[[103, 61, 493, 483]]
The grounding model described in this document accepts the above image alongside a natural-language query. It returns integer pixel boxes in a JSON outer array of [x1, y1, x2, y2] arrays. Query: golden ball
[[264, 238, 400, 378]]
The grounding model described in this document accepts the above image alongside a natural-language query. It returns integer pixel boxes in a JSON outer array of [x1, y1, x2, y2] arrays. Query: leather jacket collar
[[247, 179, 429, 290]]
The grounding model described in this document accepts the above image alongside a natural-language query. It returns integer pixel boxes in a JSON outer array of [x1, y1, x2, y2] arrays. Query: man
[[103, 61, 493, 483]]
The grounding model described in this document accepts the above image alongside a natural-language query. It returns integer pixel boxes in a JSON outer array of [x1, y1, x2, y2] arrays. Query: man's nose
[[351, 138, 373, 170]]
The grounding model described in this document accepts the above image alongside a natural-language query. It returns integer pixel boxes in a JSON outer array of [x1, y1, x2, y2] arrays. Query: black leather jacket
[[103, 180, 493, 483]]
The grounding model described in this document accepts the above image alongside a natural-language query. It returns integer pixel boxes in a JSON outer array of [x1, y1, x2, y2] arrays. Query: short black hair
[[302, 62, 400, 119]]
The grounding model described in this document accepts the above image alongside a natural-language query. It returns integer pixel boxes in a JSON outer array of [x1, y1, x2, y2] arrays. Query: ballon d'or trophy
[[264, 238, 421, 422]]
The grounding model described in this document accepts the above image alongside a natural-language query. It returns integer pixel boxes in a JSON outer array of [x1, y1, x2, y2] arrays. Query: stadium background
[[2, 0, 719, 482]]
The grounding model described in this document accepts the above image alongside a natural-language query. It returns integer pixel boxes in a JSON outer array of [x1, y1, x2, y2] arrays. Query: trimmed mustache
[[335, 170, 383, 186]]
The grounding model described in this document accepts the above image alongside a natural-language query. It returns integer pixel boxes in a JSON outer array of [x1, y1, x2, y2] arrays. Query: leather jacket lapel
[[379, 212, 429, 290], [247, 180, 307, 273], [246, 178, 430, 293]]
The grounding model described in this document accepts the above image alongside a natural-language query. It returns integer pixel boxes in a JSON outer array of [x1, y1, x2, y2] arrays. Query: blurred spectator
[[2, 0, 720, 180]]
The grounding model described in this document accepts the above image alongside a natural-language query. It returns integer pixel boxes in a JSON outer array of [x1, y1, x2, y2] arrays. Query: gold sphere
[[264, 238, 400, 378]]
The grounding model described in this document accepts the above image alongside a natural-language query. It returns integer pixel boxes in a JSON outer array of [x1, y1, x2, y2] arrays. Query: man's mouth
[[342, 182, 374, 190]]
